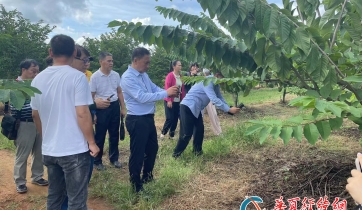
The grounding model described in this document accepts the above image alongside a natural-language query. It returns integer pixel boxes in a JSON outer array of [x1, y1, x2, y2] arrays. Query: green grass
[[0, 88, 282, 210], [223, 88, 282, 105], [89, 122, 269, 210], [0, 133, 15, 151]]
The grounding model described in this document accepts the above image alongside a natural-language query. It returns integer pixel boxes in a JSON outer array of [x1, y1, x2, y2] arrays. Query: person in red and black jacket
[[160, 60, 186, 140]]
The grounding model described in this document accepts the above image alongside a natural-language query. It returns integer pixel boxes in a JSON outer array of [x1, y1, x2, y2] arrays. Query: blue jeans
[[43, 152, 90, 210], [61, 156, 94, 210]]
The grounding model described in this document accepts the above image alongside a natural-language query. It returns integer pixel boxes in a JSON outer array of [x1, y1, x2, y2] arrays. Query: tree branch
[[330, 0, 348, 50], [337, 79, 362, 104]]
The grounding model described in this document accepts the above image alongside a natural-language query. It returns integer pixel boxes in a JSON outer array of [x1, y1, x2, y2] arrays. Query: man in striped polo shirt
[[10, 59, 48, 193]]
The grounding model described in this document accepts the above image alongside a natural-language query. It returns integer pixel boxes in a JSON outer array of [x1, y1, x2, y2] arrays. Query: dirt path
[[0, 149, 113, 210]]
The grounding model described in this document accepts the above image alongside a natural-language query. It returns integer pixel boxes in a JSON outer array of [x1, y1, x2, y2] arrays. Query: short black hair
[[45, 56, 53, 66], [19, 59, 39, 76], [99, 52, 112, 60], [50, 34, 75, 57], [131, 47, 150, 61], [75, 45, 91, 58], [188, 62, 199, 72]]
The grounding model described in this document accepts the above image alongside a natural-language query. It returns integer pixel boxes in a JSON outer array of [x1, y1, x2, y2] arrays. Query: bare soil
[[159, 101, 362, 210], [0, 149, 113, 210]]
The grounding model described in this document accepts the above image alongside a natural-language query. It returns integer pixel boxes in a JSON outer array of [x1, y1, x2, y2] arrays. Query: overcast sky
[[1, 0, 283, 44]]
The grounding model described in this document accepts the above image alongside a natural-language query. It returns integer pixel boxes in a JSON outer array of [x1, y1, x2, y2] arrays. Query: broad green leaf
[[259, 127, 272, 144], [304, 123, 319, 145], [315, 100, 327, 113], [316, 120, 331, 140], [9, 90, 25, 111], [330, 89, 341, 100], [195, 37, 206, 55], [349, 107, 362, 118], [329, 117, 343, 130], [280, 127, 293, 144], [292, 126, 303, 142], [263, 8, 272, 35], [295, 27, 311, 54], [108, 20, 123, 28], [343, 76, 362, 83], [351, 0, 362, 16], [319, 7, 336, 28], [306, 45, 320, 74], [18, 87, 35, 97], [255, 37, 266, 66], [348, 116, 362, 126], [287, 116, 304, 124], [305, 90, 320, 98], [224, 1, 240, 25], [320, 86, 331, 99], [326, 103, 342, 117], [270, 126, 282, 139], [340, 92, 352, 101], [0, 89, 10, 103], [152, 26, 163, 38], [208, 0, 222, 17], [246, 124, 265, 135], [279, 15, 290, 43]]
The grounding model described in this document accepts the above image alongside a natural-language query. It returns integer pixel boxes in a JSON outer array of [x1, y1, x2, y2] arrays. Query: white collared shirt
[[89, 69, 121, 102]]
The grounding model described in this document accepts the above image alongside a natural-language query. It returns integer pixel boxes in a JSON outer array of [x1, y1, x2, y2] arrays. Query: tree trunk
[[282, 88, 287, 103], [232, 92, 239, 107]]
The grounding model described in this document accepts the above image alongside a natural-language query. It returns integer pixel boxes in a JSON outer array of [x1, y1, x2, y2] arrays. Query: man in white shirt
[[90, 52, 126, 170], [31, 34, 99, 210]]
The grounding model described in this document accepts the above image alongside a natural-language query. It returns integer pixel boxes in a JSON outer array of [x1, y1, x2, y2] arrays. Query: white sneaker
[[160, 134, 165, 139]]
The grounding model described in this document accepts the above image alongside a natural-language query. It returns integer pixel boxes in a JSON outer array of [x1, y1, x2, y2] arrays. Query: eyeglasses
[[75, 57, 91, 64]]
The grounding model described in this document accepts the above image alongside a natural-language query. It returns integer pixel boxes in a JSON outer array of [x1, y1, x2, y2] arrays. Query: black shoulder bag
[[1, 102, 21, 140]]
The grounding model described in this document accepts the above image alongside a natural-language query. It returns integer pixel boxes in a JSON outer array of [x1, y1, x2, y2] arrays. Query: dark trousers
[[61, 156, 93, 210], [173, 104, 204, 157], [94, 101, 120, 165], [126, 114, 158, 192], [161, 101, 180, 137], [43, 152, 90, 210]]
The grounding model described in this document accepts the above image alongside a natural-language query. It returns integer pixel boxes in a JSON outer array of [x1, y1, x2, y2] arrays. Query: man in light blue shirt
[[173, 71, 240, 158], [120, 47, 178, 193]]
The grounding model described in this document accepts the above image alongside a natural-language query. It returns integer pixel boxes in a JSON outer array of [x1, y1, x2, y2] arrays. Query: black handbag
[[1, 103, 21, 140], [119, 116, 125, 141]]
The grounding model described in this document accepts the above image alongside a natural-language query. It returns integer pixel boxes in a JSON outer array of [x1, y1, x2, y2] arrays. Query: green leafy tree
[[82, 29, 139, 75], [0, 5, 54, 79], [107, 0, 362, 145]]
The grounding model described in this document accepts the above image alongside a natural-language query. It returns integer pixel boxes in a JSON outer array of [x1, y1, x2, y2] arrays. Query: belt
[[20, 119, 33, 122]]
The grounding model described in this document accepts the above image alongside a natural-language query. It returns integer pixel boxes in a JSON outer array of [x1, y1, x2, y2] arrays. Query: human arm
[[346, 154, 362, 204], [204, 82, 231, 113], [76, 105, 99, 157], [32, 110, 42, 135], [75, 75, 100, 157], [121, 74, 168, 103], [117, 86, 126, 116]]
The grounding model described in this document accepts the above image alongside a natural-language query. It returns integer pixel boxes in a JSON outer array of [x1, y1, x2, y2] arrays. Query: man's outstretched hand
[[228, 107, 241, 115]]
